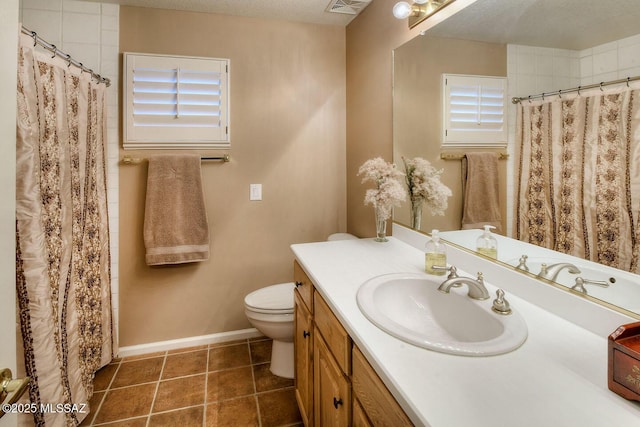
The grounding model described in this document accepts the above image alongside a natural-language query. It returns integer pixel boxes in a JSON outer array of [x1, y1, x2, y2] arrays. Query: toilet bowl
[[244, 234, 357, 379], [244, 282, 295, 378]]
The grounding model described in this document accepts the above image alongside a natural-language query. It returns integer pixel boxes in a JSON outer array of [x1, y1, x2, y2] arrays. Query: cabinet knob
[[295, 281, 303, 287], [333, 397, 343, 409], [303, 330, 310, 338]]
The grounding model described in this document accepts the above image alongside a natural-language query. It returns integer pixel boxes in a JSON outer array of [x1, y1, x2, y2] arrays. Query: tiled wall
[[505, 45, 581, 236], [20, 0, 120, 350], [580, 33, 640, 85], [505, 33, 640, 235]]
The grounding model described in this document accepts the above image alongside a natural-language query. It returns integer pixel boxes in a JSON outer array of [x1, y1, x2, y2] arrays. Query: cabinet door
[[294, 290, 313, 426], [314, 333, 350, 427], [353, 397, 373, 427], [352, 346, 413, 426]]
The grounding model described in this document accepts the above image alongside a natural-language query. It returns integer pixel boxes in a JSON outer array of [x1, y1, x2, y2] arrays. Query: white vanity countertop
[[291, 237, 640, 427]]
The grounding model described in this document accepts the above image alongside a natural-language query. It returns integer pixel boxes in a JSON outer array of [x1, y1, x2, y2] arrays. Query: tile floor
[[80, 337, 302, 426]]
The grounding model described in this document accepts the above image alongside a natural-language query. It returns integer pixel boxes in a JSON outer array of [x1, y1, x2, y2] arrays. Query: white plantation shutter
[[442, 74, 507, 147], [124, 53, 229, 149]]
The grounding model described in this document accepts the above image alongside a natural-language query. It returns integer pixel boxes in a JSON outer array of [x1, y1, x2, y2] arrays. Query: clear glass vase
[[374, 206, 388, 242], [410, 200, 423, 230]]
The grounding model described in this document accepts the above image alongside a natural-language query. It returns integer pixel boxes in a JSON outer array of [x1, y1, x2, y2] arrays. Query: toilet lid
[[245, 282, 295, 312]]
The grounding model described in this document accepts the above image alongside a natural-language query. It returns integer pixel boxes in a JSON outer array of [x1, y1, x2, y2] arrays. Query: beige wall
[[119, 7, 346, 346], [393, 36, 507, 232]]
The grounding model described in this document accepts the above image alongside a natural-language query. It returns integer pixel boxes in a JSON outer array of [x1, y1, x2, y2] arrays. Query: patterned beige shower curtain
[[15, 33, 112, 426], [515, 86, 640, 273]]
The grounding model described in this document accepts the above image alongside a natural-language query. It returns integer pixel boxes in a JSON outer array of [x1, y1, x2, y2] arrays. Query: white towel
[[143, 155, 209, 265]]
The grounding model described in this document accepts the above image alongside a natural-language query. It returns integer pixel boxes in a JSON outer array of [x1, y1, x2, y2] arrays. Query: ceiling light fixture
[[392, 0, 455, 28]]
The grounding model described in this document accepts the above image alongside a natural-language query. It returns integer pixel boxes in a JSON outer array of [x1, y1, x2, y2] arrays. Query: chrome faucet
[[537, 262, 581, 281], [438, 270, 490, 300]]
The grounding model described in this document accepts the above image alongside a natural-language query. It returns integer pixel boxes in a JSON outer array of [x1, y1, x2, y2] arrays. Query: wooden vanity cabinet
[[352, 345, 413, 426], [294, 260, 313, 310], [314, 331, 350, 426], [313, 292, 351, 427], [294, 262, 314, 426], [293, 261, 413, 427]]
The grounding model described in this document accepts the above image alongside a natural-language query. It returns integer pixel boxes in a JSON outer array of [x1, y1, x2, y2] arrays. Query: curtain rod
[[21, 25, 111, 87], [511, 75, 640, 104], [121, 155, 230, 165]]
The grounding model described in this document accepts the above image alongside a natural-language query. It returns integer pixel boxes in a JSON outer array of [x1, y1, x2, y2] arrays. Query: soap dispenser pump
[[425, 229, 447, 275], [476, 225, 498, 259]]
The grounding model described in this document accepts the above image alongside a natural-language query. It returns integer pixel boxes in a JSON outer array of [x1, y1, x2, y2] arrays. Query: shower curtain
[[15, 32, 112, 426], [515, 86, 640, 273]]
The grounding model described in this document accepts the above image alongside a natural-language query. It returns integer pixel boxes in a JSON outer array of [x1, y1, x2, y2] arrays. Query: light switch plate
[[250, 184, 262, 201]]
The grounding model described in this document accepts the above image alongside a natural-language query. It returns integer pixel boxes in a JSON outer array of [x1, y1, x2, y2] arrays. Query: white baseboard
[[117, 328, 263, 358]]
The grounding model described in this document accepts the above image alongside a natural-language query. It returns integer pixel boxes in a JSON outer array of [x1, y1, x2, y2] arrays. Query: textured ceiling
[[425, 0, 640, 50], [89, 0, 370, 26]]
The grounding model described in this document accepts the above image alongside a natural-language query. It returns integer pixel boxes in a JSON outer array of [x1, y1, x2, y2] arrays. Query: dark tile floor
[[80, 337, 302, 426]]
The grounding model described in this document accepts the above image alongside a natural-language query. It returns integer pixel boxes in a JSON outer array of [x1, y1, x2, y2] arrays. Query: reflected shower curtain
[[515, 87, 640, 273], [15, 33, 112, 426]]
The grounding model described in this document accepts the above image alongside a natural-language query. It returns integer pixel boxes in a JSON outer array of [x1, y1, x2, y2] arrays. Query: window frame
[[441, 73, 507, 148], [123, 52, 230, 150]]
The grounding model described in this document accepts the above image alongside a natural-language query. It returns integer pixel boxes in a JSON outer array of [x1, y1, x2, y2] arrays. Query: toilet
[[244, 282, 296, 378], [244, 233, 357, 379]]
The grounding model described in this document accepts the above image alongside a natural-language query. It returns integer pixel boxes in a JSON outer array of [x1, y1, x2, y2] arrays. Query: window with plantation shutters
[[442, 74, 507, 148], [123, 52, 229, 149]]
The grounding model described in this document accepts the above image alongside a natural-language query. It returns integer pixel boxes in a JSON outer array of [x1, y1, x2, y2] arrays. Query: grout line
[[87, 359, 122, 425], [247, 339, 264, 427], [88, 340, 297, 426], [145, 351, 167, 427], [92, 415, 148, 426]]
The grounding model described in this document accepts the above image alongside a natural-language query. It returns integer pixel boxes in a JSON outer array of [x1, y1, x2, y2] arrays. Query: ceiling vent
[[326, 0, 373, 15]]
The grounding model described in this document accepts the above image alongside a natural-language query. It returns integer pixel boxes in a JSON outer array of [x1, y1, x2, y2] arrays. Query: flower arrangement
[[358, 157, 406, 241], [402, 156, 452, 229]]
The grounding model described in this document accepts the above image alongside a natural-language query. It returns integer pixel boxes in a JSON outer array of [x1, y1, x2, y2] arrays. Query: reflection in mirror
[[392, 0, 640, 317], [392, 34, 508, 232]]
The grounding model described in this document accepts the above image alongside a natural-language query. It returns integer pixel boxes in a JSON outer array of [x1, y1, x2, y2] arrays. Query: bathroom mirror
[[393, 0, 640, 317]]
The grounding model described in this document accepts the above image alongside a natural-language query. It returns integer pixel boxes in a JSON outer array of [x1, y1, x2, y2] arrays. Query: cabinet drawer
[[314, 292, 351, 375], [352, 345, 413, 426], [294, 260, 314, 312]]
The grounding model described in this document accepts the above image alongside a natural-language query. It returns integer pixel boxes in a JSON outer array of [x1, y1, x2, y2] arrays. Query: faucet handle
[[516, 255, 529, 271], [432, 265, 459, 279], [538, 263, 548, 276], [492, 289, 512, 315], [571, 277, 610, 294]]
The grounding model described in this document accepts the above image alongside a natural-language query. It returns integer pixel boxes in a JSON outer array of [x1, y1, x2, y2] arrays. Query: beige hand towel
[[144, 155, 209, 265], [461, 152, 502, 233]]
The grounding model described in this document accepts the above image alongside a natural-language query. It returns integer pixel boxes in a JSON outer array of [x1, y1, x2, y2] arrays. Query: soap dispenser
[[476, 225, 498, 259], [425, 229, 447, 275]]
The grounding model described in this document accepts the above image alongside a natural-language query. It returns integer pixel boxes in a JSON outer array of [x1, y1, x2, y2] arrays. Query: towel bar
[[440, 152, 508, 161], [121, 154, 230, 164]]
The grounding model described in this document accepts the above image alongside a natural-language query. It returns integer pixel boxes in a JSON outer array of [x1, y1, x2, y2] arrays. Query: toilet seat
[[244, 282, 295, 314]]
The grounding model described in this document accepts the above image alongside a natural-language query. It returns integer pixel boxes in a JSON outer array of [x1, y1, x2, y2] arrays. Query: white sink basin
[[356, 272, 528, 356]]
